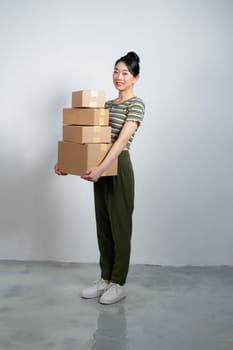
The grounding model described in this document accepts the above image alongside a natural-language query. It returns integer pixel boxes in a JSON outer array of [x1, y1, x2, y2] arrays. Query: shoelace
[[107, 283, 118, 291], [93, 279, 108, 288], [92, 279, 99, 285]]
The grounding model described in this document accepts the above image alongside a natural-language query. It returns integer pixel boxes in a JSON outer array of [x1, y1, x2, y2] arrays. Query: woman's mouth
[[115, 82, 124, 87]]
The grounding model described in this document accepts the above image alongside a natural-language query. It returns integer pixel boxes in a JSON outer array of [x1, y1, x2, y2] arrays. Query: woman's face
[[113, 61, 138, 92]]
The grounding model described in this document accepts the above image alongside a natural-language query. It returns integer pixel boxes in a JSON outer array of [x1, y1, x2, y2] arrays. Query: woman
[[55, 51, 145, 304]]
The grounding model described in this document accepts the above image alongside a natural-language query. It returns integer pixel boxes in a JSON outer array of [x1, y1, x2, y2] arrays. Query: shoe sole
[[81, 289, 106, 299], [99, 294, 126, 305]]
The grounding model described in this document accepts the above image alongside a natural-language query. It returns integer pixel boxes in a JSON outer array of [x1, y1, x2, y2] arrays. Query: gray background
[[0, 0, 232, 265]]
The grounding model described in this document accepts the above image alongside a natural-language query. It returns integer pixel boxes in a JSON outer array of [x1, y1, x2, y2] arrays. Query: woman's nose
[[117, 72, 123, 79]]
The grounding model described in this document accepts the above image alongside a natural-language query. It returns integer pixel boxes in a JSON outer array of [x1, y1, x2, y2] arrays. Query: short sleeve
[[105, 101, 111, 109], [126, 99, 145, 126]]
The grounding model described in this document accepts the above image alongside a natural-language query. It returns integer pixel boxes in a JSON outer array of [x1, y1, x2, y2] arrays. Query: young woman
[[55, 51, 145, 304]]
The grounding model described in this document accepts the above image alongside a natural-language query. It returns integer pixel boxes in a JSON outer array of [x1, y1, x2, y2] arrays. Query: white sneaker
[[99, 283, 126, 305], [81, 279, 109, 299]]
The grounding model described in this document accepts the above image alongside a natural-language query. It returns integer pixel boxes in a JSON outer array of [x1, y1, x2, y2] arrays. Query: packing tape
[[89, 101, 97, 107], [90, 91, 98, 97], [100, 144, 107, 151]]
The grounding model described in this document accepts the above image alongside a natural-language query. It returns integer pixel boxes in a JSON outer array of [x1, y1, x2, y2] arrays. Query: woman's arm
[[81, 121, 138, 182]]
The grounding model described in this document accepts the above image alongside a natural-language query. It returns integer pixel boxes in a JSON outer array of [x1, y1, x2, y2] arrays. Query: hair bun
[[127, 51, 140, 63], [115, 51, 140, 77]]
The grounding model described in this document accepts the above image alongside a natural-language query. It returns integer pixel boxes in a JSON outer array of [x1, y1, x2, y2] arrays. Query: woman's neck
[[115, 90, 135, 103]]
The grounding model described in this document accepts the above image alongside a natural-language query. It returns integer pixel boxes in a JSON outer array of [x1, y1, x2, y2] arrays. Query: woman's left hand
[[81, 167, 102, 182]]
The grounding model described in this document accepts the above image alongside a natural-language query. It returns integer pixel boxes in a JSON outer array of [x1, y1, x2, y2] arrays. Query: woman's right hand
[[54, 162, 68, 176]]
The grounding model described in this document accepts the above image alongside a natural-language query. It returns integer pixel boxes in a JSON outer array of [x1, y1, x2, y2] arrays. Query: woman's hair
[[115, 51, 140, 77]]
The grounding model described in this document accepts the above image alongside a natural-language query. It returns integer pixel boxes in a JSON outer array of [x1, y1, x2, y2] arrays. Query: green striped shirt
[[105, 96, 145, 149]]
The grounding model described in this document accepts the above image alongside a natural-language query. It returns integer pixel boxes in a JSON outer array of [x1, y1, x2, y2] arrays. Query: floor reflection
[[90, 302, 127, 350]]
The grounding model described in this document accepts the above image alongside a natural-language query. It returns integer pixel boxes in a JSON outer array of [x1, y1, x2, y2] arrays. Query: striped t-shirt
[[105, 96, 145, 149]]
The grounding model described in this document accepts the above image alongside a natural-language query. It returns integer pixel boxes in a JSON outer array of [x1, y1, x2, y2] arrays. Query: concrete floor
[[0, 262, 233, 350]]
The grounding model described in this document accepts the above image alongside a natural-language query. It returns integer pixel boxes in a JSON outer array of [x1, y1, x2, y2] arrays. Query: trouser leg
[[110, 151, 134, 285], [94, 151, 134, 285], [94, 177, 114, 281]]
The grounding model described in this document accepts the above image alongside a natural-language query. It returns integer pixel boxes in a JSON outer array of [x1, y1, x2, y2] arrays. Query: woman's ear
[[134, 75, 140, 84], [132, 76, 139, 86]]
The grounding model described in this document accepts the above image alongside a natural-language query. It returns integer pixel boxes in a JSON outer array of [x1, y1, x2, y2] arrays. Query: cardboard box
[[63, 125, 111, 144], [58, 141, 118, 176], [72, 90, 105, 108], [63, 108, 109, 126]]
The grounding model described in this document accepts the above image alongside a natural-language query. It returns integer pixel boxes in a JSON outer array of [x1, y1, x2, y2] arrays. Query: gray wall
[[0, 0, 232, 265]]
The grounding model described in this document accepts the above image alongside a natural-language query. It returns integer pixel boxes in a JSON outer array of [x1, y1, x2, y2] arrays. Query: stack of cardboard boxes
[[58, 90, 118, 176]]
